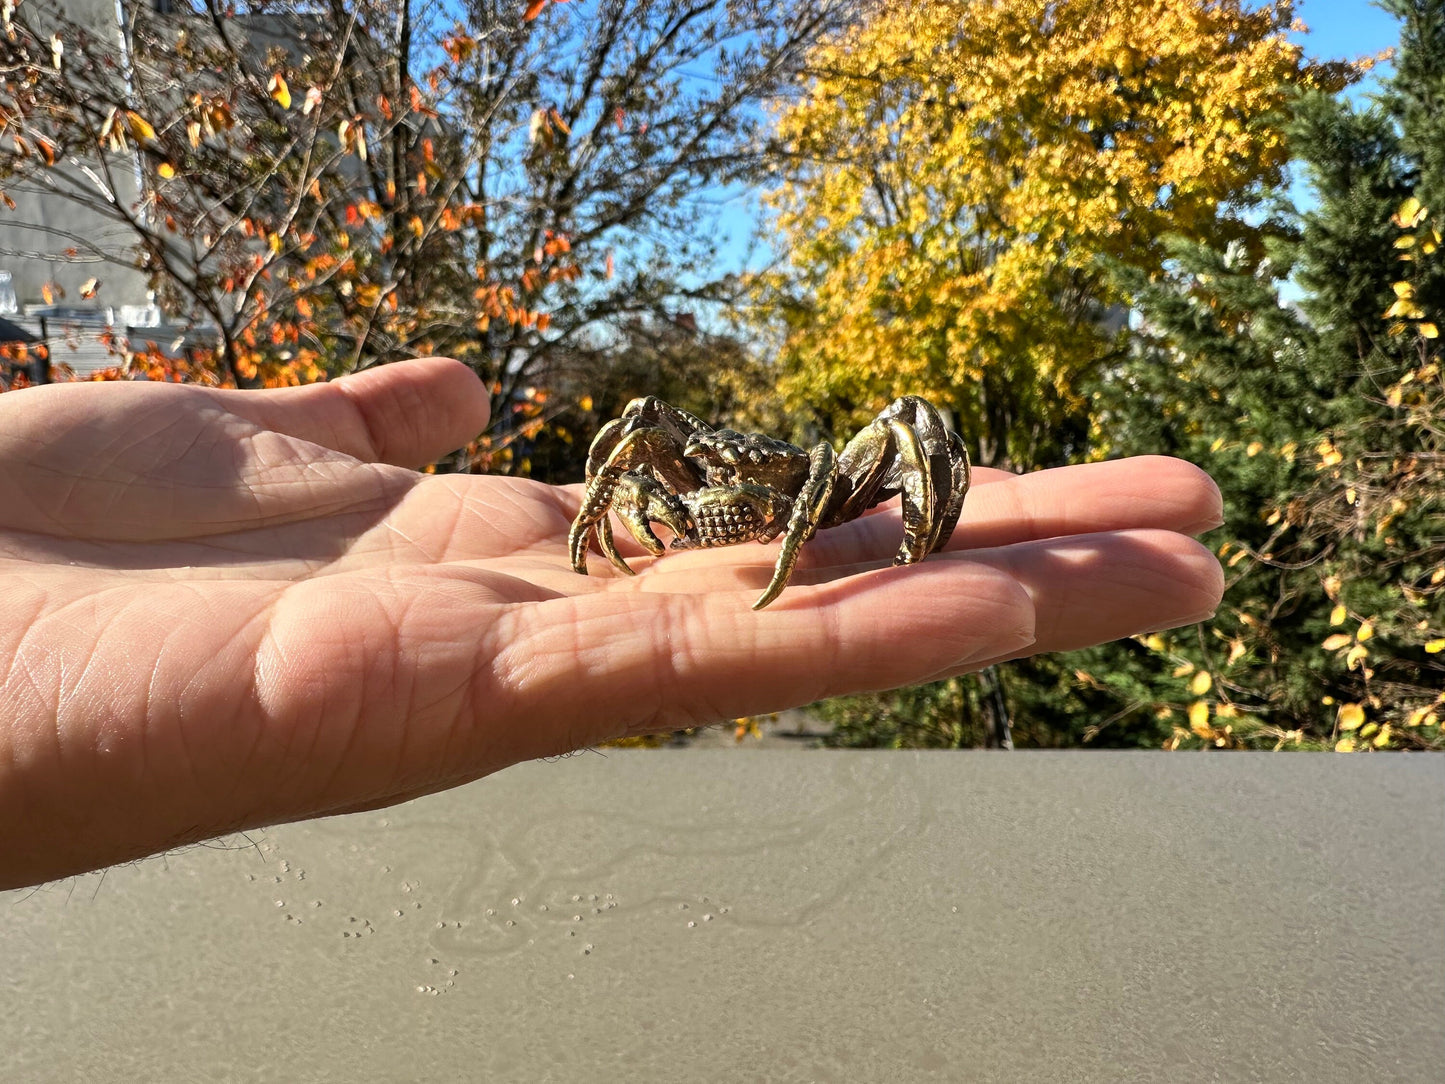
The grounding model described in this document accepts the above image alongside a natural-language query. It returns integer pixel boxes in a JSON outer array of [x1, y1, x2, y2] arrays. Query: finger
[[0, 379, 417, 540], [799, 456, 1222, 568], [483, 560, 1039, 762], [912, 528, 1223, 682], [219, 357, 490, 468], [633, 528, 1220, 677]]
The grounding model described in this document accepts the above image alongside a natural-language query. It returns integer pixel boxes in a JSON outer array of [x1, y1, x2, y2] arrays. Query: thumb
[[218, 357, 491, 468]]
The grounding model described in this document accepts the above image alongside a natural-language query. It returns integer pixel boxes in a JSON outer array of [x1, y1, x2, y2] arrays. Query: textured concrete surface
[[3, 752, 1441, 1082]]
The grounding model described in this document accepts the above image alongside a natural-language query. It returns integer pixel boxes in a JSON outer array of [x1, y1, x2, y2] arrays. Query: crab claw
[[612, 474, 692, 561]]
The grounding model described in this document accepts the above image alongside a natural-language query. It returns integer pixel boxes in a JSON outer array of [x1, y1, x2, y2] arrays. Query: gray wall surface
[[0, 0, 152, 310], [2, 751, 1441, 1082]]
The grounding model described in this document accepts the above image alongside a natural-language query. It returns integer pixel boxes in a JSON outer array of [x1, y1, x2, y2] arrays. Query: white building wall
[[0, 0, 154, 312]]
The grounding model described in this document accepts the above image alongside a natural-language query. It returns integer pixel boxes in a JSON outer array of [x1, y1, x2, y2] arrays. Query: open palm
[[0, 358, 1222, 888]]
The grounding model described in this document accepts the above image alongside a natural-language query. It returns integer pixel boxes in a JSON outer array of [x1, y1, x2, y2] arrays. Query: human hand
[[0, 358, 1222, 888]]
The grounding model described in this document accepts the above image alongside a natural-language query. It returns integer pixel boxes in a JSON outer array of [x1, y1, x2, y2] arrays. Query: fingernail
[[1184, 516, 1226, 534], [962, 621, 1037, 665], [1144, 609, 1217, 633]]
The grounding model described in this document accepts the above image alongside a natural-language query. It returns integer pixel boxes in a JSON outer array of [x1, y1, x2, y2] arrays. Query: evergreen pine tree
[[1084, 0, 1444, 748]]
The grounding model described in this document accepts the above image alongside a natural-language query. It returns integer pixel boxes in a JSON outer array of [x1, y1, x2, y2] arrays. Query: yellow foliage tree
[[765, 0, 1354, 466]]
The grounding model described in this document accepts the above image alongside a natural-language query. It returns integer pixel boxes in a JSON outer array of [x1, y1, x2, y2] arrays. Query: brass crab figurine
[[568, 396, 971, 609]]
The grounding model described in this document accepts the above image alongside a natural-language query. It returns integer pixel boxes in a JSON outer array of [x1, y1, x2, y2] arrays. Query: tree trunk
[[978, 665, 1013, 750]]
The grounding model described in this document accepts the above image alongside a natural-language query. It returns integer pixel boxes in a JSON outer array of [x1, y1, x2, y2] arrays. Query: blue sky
[[1293, 0, 1401, 74]]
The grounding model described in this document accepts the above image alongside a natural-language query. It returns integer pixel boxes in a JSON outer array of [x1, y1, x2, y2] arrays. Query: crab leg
[[826, 419, 897, 527], [880, 396, 969, 554], [569, 428, 699, 575], [594, 515, 634, 576], [930, 430, 971, 554], [826, 416, 935, 565], [569, 469, 623, 573], [753, 442, 836, 610], [885, 420, 935, 565]]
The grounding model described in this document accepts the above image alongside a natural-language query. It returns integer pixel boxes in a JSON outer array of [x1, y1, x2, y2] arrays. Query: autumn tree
[[762, 0, 1352, 469], [1, 0, 839, 456]]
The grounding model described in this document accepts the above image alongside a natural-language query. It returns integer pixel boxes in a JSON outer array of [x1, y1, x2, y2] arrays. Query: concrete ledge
[[3, 752, 1441, 1081]]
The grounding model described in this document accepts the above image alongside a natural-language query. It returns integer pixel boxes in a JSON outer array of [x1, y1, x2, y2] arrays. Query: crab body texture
[[568, 396, 970, 609]]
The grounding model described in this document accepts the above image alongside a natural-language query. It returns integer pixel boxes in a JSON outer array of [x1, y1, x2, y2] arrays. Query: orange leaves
[[529, 107, 571, 150], [355, 199, 383, 221], [186, 94, 234, 147], [0, 341, 32, 364], [408, 85, 436, 120], [443, 30, 478, 63], [268, 73, 292, 110], [438, 204, 487, 232], [473, 280, 552, 332], [7, 133, 60, 167], [523, 0, 572, 20]]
